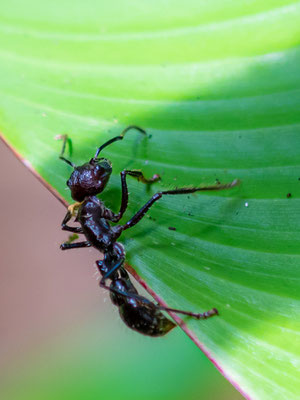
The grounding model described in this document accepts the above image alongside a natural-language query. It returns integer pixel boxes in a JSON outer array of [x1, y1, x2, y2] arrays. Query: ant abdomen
[[110, 278, 176, 337], [118, 298, 176, 337]]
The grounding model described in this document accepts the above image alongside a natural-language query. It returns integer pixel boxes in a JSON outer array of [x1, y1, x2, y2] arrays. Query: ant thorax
[[77, 196, 122, 251]]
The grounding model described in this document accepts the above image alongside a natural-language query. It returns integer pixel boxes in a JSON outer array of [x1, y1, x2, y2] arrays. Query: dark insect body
[[58, 126, 238, 336]]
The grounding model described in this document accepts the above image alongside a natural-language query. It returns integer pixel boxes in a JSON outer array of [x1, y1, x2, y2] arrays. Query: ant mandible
[[57, 126, 239, 336]]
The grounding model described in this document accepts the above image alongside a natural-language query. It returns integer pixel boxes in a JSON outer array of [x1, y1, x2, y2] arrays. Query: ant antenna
[[93, 125, 146, 159], [55, 134, 76, 168]]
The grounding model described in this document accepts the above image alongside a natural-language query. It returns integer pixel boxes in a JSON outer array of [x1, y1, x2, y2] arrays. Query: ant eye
[[100, 161, 112, 170], [96, 159, 112, 173]]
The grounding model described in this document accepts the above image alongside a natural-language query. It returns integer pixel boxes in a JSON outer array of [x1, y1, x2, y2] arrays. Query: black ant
[[57, 126, 239, 336]]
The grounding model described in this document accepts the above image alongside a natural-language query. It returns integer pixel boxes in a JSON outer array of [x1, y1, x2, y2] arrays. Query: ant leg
[[99, 282, 132, 297], [99, 280, 150, 304], [55, 134, 75, 168], [118, 269, 217, 318], [110, 170, 160, 222], [62, 225, 83, 233], [98, 257, 125, 286], [99, 280, 217, 321], [156, 306, 219, 319], [122, 179, 239, 230], [124, 170, 161, 184], [60, 241, 91, 250], [94, 125, 146, 158], [61, 210, 84, 233], [99, 267, 150, 304]]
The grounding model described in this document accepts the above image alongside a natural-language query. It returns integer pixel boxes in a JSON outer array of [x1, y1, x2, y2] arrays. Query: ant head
[[67, 157, 112, 201], [58, 126, 146, 201]]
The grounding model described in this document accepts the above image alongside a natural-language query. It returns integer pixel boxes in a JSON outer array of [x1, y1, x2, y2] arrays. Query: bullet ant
[[57, 126, 239, 336]]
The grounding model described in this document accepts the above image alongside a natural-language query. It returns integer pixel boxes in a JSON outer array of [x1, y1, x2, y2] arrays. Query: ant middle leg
[[60, 241, 91, 250], [121, 179, 239, 231]]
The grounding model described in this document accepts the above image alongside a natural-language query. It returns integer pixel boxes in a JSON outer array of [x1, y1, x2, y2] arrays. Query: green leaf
[[0, 1, 299, 398]]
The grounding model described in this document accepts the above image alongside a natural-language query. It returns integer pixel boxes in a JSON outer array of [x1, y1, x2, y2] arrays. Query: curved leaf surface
[[0, 1, 299, 398]]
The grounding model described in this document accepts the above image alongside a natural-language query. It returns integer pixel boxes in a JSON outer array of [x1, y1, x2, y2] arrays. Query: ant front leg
[[110, 169, 160, 222], [61, 210, 84, 234], [121, 179, 239, 231]]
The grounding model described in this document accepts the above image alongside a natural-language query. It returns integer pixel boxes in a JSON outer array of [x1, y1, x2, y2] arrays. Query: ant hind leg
[[157, 305, 219, 320], [98, 257, 125, 285], [122, 179, 239, 231], [99, 279, 218, 321]]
